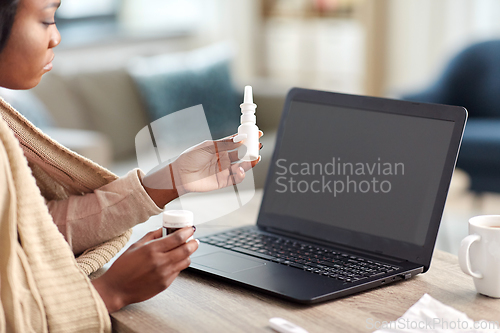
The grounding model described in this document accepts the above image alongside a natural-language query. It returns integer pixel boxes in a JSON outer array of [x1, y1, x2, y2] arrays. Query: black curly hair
[[0, 0, 20, 53]]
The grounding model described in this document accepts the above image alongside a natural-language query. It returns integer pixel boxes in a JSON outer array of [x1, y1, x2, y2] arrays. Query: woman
[[0, 0, 261, 331]]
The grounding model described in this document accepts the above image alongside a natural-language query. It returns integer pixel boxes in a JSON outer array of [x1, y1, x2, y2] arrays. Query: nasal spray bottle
[[234, 86, 260, 161]]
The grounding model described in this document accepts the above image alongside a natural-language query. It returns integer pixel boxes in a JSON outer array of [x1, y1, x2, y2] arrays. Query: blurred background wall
[[385, 0, 500, 96], [49, 0, 500, 97], [14, 0, 500, 183], [5, 0, 500, 254]]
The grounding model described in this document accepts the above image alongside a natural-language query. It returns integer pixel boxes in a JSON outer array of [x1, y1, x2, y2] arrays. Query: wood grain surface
[[110, 191, 500, 332]]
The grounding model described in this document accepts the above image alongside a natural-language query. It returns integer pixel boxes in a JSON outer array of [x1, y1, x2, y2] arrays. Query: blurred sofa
[[22, 43, 286, 189], [403, 40, 500, 193]]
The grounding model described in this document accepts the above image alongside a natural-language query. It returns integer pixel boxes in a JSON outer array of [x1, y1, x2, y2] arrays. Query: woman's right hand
[[91, 227, 198, 313]]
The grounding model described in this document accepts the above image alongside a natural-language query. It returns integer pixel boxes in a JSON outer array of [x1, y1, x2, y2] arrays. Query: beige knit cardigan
[[0, 98, 131, 332]]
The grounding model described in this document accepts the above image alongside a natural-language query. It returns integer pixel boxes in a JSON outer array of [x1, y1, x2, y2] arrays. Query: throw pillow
[[127, 43, 240, 140]]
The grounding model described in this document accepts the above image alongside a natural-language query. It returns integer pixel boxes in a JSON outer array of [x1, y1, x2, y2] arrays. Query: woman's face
[[0, 0, 61, 89]]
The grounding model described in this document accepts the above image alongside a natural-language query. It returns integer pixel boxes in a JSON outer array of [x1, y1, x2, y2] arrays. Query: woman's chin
[[28, 76, 43, 89], [0, 75, 43, 90], [20, 77, 43, 90]]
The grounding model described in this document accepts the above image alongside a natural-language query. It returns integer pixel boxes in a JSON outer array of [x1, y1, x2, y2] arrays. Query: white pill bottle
[[162, 210, 194, 242]]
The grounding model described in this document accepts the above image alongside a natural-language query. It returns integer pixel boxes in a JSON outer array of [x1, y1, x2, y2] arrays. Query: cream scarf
[[0, 98, 131, 332]]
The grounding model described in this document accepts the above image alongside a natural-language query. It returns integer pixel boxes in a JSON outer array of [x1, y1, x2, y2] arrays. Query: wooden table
[[110, 190, 500, 332]]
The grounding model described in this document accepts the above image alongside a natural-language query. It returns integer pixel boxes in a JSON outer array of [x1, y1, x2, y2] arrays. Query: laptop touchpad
[[191, 252, 265, 274]]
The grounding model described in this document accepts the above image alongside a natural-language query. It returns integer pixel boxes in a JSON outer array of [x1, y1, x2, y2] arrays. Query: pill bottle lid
[[163, 210, 194, 228]]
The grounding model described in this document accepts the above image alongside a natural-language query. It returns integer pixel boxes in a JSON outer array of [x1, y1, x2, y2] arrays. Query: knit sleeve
[[47, 169, 163, 254]]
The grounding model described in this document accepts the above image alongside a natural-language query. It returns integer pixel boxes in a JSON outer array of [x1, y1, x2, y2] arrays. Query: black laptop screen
[[260, 100, 455, 248]]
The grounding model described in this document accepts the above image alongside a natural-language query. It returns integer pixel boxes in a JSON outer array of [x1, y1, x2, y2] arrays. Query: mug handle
[[458, 234, 483, 279]]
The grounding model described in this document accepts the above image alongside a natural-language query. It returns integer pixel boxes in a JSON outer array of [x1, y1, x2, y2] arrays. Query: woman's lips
[[43, 56, 54, 71], [43, 62, 53, 71]]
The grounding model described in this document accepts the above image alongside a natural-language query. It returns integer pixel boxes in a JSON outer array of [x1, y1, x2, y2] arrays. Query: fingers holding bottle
[[92, 227, 198, 313]]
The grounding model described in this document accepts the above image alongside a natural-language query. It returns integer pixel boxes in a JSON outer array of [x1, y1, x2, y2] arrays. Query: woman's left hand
[[141, 132, 263, 206], [171, 133, 262, 195]]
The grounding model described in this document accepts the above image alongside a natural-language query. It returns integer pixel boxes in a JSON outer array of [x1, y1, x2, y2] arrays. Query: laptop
[[189, 87, 467, 304]]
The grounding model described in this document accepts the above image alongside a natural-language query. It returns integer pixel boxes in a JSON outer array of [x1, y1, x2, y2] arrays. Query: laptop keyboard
[[199, 229, 401, 283]]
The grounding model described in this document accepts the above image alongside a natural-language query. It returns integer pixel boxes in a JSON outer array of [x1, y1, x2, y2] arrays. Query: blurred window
[[55, 0, 204, 47], [56, 0, 118, 19]]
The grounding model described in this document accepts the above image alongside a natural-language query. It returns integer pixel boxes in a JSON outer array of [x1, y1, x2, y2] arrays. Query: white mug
[[459, 215, 500, 298]]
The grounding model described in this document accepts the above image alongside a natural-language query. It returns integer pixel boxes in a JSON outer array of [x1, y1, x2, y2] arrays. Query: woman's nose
[[49, 26, 61, 49]]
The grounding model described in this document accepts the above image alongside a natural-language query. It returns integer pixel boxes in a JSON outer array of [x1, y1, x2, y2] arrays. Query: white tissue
[[373, 294, 499, 332]]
